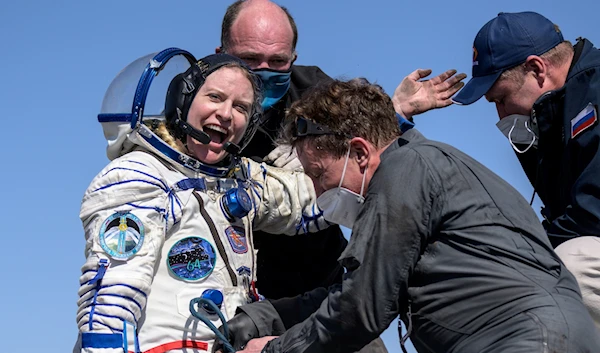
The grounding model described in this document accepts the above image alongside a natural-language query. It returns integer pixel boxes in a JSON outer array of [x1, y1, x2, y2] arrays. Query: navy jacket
[[519, 39, 600, 247]]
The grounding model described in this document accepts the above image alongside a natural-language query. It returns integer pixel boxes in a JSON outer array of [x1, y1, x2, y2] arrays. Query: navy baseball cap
[[453, 12, 564, 105]]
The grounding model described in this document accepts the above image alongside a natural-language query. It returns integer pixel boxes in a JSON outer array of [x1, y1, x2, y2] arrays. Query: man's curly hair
[[281, 78, 401, 158]]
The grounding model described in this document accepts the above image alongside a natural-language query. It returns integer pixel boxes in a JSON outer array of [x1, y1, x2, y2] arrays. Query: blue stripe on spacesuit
[[260, 164, 267, 180], [81, 319, 124, 332], [83, 303, 138, 323], [103, 167, 168, 191], [98, 293, 143, 311], [173, 193, 182, 209], [81, 269, 97, 280], [101, 283, 148, 297], [89, 284, 101, 330], [78, 284, 147, 308], [87, 259, 110, 330], [295, 207, 325, 234], [311, 204, 322, 232], [171, 195, 176, 225], [165, 189, 183, 226], [125, 202, 166, 214], [175, 178, 207, 190], [123, 160, 149, 167], [78, 287, 144, 312], [93, 179, 167, 193], [81, 332, 123, 348], [87, 311, 136, 324]]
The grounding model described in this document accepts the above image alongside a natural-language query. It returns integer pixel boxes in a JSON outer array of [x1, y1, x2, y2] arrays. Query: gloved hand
[[263, 144, 303, 171], [214, 311, 260, 352]]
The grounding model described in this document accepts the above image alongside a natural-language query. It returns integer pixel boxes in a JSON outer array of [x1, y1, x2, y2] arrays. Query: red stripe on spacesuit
[[128, 340, 208, 353]]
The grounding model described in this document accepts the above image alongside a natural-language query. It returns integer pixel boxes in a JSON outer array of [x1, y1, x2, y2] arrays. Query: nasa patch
[[167, 237, 217, 281], [225, 226, 248, 254], [99, 212, 145, 260]]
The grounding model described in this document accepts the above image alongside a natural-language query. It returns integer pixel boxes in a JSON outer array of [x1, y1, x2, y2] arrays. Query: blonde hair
[[145, 120, 188, 154], [500, 40, 573, 86]]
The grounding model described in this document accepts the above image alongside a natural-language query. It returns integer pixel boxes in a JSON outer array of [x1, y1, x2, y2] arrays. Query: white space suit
[[75, 148, 325, 353], [74, 49, 326, 353]]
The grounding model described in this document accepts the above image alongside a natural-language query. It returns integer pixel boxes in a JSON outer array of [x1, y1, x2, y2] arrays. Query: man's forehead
[[231, 6, 294, 44], [297, 142, 325, 164]]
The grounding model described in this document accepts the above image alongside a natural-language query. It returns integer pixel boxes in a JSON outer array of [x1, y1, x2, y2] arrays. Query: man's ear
[[525, 55, 547, 87], [215, 46, 222, 54], [350, 138, 371, 169]]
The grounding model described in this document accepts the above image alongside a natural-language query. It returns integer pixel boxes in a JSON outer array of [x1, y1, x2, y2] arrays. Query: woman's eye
[[235, 104, 249, 113]]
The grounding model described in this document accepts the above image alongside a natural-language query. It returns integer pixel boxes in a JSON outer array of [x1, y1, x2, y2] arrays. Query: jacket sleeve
[[545, 119, 600, 243], [244, 158, 328, 235], [236, 285, 335, 337], [74, 157, 182, 353], [263, 148, 439, 353]]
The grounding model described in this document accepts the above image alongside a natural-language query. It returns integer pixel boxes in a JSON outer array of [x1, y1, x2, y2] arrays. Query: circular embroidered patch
[[99, 212, 145, 260], [167, 237, 217, 281]]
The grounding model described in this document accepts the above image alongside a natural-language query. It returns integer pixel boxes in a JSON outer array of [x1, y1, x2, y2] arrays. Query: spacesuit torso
[[75, 148, 324, 353]]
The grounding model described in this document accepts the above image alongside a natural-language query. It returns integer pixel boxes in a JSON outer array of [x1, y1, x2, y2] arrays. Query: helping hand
[[236, 337, 278, 353], [393, 69, 467, 119], [214, 311, 259, 352]]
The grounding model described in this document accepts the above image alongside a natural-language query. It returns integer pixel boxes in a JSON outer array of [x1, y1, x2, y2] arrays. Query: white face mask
[[496, 114, 538, 153], [316, 146, 367, 229]]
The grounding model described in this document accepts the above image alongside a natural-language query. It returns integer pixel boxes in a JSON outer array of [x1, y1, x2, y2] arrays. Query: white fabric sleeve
[[74, 157, 182, 353], [263, 144, 304, 172], [244, 158, 328, 236]]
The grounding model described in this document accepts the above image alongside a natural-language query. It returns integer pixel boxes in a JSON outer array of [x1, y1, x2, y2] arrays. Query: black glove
[[214, 311, 259, 352]]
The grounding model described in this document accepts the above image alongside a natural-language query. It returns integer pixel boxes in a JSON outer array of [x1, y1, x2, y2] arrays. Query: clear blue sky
[[1, 1, 598, 352]]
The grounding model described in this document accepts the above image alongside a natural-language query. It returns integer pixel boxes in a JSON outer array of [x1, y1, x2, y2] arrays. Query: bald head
[[219, 0, 298, 70]]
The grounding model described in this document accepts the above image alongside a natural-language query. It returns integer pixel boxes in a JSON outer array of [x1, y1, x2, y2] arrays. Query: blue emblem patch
[[167, 237, 217, 281], [99, 212, 145, 260], [225, 226, 248, 254]]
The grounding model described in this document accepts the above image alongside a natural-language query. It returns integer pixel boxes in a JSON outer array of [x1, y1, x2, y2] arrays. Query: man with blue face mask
[[452, 11, 600, 329], [215, 0, 467, 307], [217, 78, 599, 353]]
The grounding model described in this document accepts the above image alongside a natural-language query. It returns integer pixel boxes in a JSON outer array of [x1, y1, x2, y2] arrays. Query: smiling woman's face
[[186, 66, 254, 164]]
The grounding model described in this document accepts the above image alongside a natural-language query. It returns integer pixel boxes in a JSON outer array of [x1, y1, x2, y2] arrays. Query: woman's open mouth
[[203, 124, 228, 145]]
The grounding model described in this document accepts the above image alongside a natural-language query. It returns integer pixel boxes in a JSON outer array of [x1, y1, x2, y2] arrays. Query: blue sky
[[1, 1, 599, 352]]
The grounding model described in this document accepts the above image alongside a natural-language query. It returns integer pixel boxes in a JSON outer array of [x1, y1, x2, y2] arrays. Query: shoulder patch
[[571, 103, 597, 139], [167, 237, 217, 281], [225, 226, 248, 254], [99, 212, 145, 260]]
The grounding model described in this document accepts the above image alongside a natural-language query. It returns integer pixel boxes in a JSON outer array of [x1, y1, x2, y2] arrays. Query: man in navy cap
[[453, 11, 600, 330]]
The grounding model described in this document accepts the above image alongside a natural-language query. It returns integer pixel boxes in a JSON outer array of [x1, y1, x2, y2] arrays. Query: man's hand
[[214, 311, 259, 352], [236, 337, 278, 353], [393, 69, 467, 119]]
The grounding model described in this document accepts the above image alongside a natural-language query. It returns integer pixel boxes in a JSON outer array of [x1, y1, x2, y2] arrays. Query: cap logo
[[472, 47, 479, 66]]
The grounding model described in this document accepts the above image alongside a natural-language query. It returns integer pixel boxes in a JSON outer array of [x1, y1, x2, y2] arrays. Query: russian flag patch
[[571, 103, 597, 139]]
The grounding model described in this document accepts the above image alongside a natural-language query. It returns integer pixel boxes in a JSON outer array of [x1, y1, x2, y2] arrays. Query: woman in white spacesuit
[[74, 49, 325, 353]]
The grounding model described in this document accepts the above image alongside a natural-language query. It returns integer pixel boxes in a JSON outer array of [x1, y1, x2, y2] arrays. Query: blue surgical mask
[[253, 68, 292, 110]]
